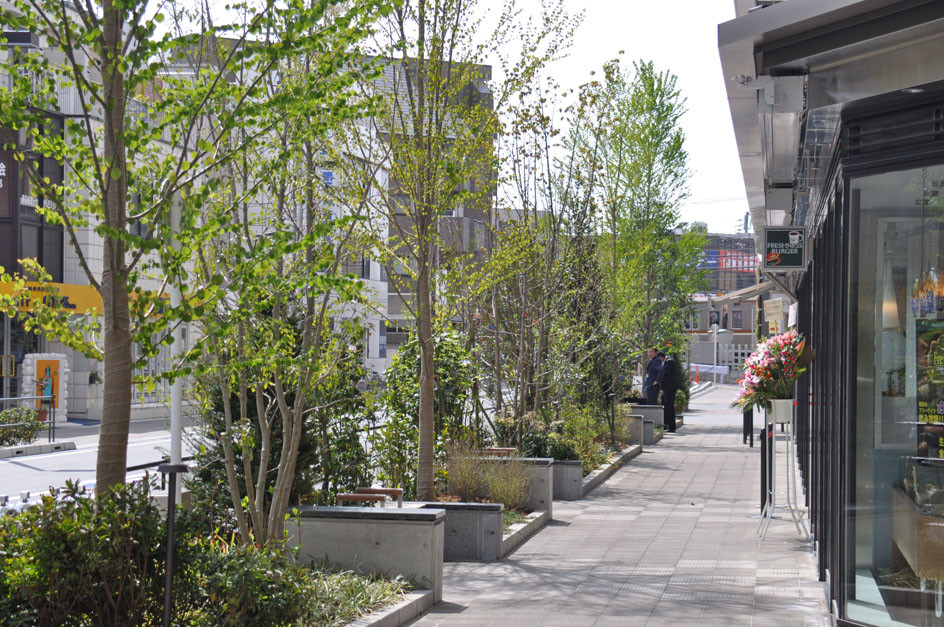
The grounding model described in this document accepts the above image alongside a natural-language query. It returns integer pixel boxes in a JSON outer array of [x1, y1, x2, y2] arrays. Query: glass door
[[848, 164, 944, 626]]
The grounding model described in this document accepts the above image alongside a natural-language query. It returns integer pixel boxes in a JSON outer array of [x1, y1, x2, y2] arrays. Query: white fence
[[687, 343, 755, 383]]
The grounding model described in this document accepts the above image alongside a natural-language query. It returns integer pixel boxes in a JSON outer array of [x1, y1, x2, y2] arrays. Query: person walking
[[660, 352, 678, 433], [644, 348, 663, 405]]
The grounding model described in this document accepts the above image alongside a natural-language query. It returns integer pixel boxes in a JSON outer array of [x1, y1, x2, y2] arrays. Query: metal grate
[[842, 102, 944, 157]]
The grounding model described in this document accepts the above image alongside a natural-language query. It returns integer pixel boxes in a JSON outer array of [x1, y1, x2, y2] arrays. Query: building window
[[731, 310, 744, 330], [379, 325, 387, 359]]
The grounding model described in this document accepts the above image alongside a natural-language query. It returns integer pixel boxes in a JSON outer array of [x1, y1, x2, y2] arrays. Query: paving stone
[[406, 386, 829, 626]]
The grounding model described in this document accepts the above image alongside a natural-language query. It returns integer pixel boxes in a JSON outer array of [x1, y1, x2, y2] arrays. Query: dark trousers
[[646, 386, 660, 406], [662, 389, 677, 432]]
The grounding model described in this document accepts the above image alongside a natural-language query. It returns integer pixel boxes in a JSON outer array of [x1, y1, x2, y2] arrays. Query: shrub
[[0, 480, 410, 626], [0, 407, 44, 447], [0, 480, 164, 625], [445, 443, 483, 502], [675, 388, 688, 413], [484, 460, 530, 512], [519, 421, 579, 461]]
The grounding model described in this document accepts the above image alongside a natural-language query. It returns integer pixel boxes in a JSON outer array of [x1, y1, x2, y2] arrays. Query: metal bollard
[[158, 463, 188, 627]]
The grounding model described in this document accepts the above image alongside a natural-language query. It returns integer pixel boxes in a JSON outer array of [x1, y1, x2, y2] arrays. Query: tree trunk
[[416, 248, 436, 501], [95, 1, 132, 490]]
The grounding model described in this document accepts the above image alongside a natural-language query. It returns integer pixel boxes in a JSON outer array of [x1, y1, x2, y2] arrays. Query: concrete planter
[[581, 445, 643, 497], [500, 509, 549, 558], [630, 404, 664, 429], [643, 419, 656, 445], [553, 460, 583, 501], [288, 506, 445, 601], [417, 502, 503, 562], [350, 590, 435, 627], [0, 441, 76, 459]]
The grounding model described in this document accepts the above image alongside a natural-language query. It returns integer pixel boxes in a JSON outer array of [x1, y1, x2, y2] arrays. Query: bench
[[356, 487, 404, 508], [337, 493, 387, 507], [479, 447, 517, 456]]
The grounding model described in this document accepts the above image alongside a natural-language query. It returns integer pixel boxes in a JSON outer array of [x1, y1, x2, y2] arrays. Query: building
[[720, 1, 944, 624], [686, 227, 760, 374], [0, 25, 394, 420]]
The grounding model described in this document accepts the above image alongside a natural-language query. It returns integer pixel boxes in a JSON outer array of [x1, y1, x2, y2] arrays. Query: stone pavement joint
[[407, 385, 829, 626]]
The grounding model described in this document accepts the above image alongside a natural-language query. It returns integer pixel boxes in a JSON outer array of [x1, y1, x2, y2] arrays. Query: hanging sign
[[763, 227, 807, 271]]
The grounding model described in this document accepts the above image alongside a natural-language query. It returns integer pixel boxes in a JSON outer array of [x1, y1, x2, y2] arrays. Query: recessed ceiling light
[[903, 87, 925, 94]]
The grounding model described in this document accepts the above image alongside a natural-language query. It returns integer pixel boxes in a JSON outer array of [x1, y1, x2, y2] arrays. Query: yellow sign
[[768, 319, 783, 334], [0, 281, 102, 313]]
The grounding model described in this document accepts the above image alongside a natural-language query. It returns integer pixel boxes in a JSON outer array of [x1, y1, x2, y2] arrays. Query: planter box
[[0, 441, 76, 459], [500, 510, 549, 558], [676, 415, 684, 428], [288, 506, 445, 602], [623, 415, 644, 446], [351, 590, 435, 627], [581, 445, 643, 498], [630, 404, 664, 429], [643, 419, 656, 445], [417, 502, 502, 562], [553, 460, 583, 501]]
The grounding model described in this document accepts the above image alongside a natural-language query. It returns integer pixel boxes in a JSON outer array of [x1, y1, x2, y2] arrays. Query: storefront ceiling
[[720, 0, 944, 250]]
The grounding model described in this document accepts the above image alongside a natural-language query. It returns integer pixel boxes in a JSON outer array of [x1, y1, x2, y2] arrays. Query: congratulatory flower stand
[[733, 330, 814, 541]]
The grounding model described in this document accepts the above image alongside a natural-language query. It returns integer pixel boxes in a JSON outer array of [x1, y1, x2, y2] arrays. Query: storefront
[[721, 2, 944, 625]]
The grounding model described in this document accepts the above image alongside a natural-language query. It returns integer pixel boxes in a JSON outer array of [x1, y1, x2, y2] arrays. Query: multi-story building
[[720, 1, 944, 623]]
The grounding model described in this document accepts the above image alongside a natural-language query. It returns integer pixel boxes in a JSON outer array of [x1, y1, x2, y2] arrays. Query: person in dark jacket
[[644, 348, 663, 405], [660, 352, 679, 433]]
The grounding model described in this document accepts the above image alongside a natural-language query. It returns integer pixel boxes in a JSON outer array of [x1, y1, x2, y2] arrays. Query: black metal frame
[[797, 88, 944, 624]]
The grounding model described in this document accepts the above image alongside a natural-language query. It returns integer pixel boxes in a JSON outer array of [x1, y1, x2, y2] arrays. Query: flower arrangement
[[733, 330, 814, 411]]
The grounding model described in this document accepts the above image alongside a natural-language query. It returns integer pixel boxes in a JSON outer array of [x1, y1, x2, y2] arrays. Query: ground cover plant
[[0, 480, 407, 625]]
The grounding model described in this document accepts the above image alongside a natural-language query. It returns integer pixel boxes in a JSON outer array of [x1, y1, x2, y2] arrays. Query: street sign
[[763, 227, 807, 271]]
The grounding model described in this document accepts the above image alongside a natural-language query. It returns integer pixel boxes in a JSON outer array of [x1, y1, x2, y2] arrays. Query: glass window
[[848, 164, 944, 626], [732, 310, 744, 330]]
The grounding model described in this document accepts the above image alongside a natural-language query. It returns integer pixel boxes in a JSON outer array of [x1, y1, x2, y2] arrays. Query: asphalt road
[[0, 417, 197, 498]]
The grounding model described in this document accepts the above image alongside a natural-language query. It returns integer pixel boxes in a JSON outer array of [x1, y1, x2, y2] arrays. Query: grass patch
[[301, 567, 411, 626], [502, 509, 527, 533]]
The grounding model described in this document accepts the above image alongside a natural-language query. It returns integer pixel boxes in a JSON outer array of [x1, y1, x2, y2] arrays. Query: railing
[[0, 394, 58, 442]]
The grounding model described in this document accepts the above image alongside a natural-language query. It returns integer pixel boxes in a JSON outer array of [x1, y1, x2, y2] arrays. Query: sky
[[510, 0, 750, 234]]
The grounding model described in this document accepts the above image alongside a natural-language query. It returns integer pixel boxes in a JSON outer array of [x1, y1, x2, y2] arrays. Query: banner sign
[[698, 250, 758, 273], [917, 319, 944, 457], [0, 281, 102, 313], [763, 227, 807, 271]]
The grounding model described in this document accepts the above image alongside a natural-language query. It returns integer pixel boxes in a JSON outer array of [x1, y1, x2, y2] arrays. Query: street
[[0, 417, 197, 498]]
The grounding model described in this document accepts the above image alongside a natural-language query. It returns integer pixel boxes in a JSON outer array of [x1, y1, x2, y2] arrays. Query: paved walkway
[[409, 386, 829, 626]]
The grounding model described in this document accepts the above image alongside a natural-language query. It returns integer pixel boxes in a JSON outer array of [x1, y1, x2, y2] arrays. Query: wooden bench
[[479, 447, 517, 456], [356, 487, 404, 508], [337, 493, 387, 507]]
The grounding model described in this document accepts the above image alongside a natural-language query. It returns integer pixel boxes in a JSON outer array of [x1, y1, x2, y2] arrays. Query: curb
[[689, 382, 714, 399], [580, 444, 643, 498], [0, 441, 76, 459], [351, 590, 435, 627], [500, 509, 549, 558]]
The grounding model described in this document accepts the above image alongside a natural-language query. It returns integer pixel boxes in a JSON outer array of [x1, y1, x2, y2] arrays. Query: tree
[[335, 0, 574, 500], [0, 0, 382, 490]]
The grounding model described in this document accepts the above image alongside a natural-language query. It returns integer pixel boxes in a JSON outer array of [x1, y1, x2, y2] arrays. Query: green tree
[[0, 0, 383, 490], [335, 0, 574, 500]]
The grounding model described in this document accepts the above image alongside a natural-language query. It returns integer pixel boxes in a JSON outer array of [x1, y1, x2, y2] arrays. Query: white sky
[[511, 0, 749, 234]]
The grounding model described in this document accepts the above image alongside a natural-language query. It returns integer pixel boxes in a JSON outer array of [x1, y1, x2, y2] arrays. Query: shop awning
[[710, 281, 775, 306]]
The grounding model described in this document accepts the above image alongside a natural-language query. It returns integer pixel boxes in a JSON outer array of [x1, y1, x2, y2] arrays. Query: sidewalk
[[408, 386, 828, 626]]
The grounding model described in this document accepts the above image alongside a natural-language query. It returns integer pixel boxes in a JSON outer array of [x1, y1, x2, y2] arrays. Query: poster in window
[[916, 319, 944, 457]]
